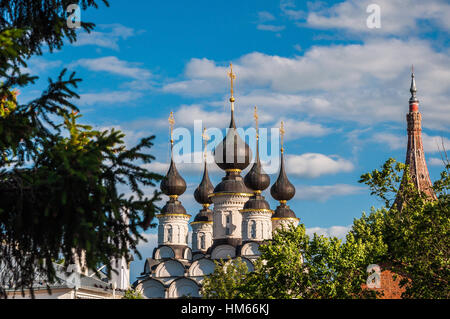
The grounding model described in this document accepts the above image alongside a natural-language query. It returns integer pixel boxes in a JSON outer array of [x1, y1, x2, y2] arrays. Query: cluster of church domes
[[156, 63, 299, 258], [135, 64, 300, 299]]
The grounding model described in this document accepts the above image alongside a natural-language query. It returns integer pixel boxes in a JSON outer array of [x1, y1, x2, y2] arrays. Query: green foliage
[[0, 1, 109, 56], [354, 158, 449, 298], [201, 258, 250, 299], [202, 226, 378, 299], [202, 159, 449, 299], [123, 288, 144, 299], [0, 1, 162, 298]]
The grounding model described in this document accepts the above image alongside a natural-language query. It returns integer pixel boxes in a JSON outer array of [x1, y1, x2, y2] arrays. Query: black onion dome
[[160, 158, 187, 196], [270, 152, 295, 201], [161, 198, 187, 214], [214, 110, 252, 171], [244, 143, 270, 192], [194, 162, 214, 205], [243, 194, 271, 210], [213, 170, 253, 194], [272, 203, 296, 219], [193, 206, 213, 222]]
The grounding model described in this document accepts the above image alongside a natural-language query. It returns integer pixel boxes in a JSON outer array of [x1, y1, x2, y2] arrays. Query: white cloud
[[283, 119, 331, 140], [303, 0, 450, 35], [257, 11, 276, 22], [21, 57, 62, 75], [306, 225, 352, 240], [428, 157, 447, 166], [70, 56, 151, 80], [286, 153, 354, 178], [295, 184, 364, 202], [78, 91, 143, 106], [257, 24, 285, 32], [158, 39, 450, 130], [73, 24, 135, 50], [372, 132, 450, 153], [280, 0, 306, 20], [422, 134, 450, 153]]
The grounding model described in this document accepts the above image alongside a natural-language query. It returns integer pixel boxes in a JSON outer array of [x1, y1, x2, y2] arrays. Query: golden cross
[[254, 106, 259, 139], [168, 111, 175, 144], [228, 62, 236, 100], [280, 120, 285, 153], [202, 127, 210, 159]]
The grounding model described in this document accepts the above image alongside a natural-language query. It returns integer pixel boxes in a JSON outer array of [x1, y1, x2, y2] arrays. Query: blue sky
[[20, 0, 450, 281]]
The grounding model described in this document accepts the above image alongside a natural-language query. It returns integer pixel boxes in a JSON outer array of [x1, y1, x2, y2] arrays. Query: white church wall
[[210, 244, 236, 260], [240, 242, 261, 257], [167, 278, 200, 299], [154, 259, 185, 278], [154, 246, 175, 259], [140, 279, 166, 299]]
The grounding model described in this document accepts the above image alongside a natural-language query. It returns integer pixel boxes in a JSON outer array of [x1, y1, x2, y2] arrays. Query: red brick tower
[[399, 67, 437, 204]]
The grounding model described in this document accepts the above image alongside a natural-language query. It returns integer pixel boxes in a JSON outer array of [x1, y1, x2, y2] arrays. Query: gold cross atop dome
[[202, 127, 209, 159], [228, 62, 236, 104], [280, 120, 285, 153], [168, 111, 175, 145], [254, 106, 259, 139]]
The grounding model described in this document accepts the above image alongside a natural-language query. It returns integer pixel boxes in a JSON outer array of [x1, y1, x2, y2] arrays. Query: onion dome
[[159, 112, 187, 215], [213, 113, 252, 171], [242, 106, 271, 212], [160, 157, 187, 197], [213, 63, 252, 172], [194, 161, 214, 205], [213, 170, 253, 194], [272, 202, 296, 219], [160, 197, 187, 215], [244, 125, 270, 192], [270, 151, 295, 202], [192, 206, 213, 223], [160, 159, 187, 215]]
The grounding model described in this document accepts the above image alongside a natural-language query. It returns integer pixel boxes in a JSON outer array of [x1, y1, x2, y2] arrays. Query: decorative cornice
[[156, 213, 191, 218], [190, 221, 214, 225], [240, 208, 273, 214], [271, 217, 300, 221], [208, 192, 253, 198]]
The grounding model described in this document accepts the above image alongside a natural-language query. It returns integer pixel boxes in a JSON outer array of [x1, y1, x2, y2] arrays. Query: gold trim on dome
[[271, 217, 300, 221], [208, 192, 253, 198], [169, 195, 179, 199], [156, 213, 191, 218], [225, 169, 242, 172], [190, 221, 213, 225], [279, 200, 287, 204], [240, 209, 273, 214], [254, 190, 262, 194]]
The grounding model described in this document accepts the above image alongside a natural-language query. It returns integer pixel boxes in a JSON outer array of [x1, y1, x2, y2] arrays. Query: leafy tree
[[201, 258, 250, 299], [202, 225, 378, 299], [202, 158, 449, 299], [0, 1, 162, 298], [353, 158, 449, 298], [123, 288, 144, 299]]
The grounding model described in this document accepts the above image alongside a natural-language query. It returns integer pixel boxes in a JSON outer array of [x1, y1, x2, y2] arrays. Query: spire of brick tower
[[397, 67, 437, 208]]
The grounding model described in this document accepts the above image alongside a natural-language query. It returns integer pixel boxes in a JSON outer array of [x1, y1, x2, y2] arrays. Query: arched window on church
[[250, 221, 256, 239], [225, 214, 231, 235], [200, 233, 206, 250], [167, 225, 173, 243]]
